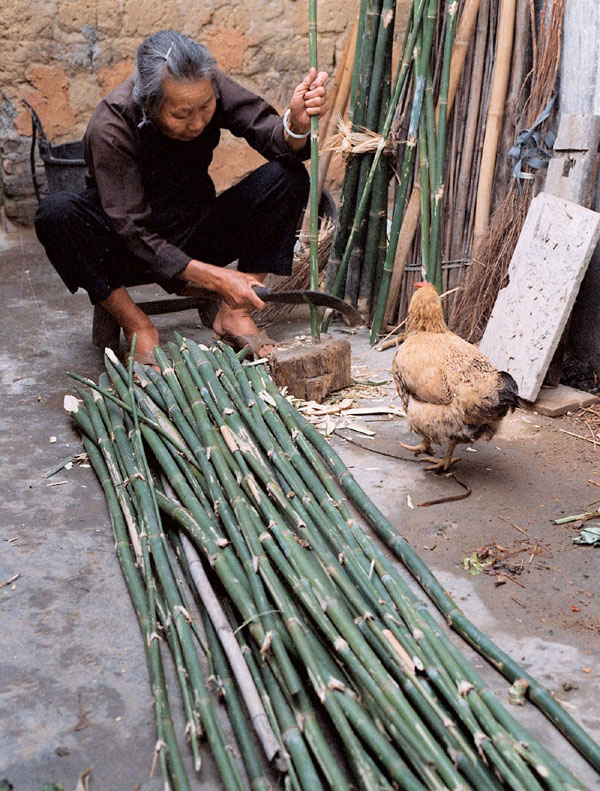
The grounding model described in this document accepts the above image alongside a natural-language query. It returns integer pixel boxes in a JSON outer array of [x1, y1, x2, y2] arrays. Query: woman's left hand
[[287, 67, 329, 136]]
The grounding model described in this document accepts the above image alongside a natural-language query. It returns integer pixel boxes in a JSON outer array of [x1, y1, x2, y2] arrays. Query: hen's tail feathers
[[497, 371, 519, 415]]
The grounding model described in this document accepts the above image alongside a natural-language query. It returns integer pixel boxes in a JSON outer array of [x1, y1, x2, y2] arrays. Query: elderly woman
[[35, 29, 328, 363]]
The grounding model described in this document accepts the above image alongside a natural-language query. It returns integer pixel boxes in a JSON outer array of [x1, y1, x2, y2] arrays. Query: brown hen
[[392, 282, 519, 470]]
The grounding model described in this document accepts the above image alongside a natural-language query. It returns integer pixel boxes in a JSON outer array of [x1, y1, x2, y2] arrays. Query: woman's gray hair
[[133, 30, 217, 117]]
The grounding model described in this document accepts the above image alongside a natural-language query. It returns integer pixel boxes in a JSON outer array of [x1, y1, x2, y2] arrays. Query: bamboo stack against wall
[[323, 0, 565, 342]]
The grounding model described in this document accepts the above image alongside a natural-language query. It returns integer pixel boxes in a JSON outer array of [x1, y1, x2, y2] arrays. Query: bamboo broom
[[472, 0, 516, 256]]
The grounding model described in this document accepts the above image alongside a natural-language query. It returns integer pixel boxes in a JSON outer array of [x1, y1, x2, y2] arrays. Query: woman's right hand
[[179, 260, 266, 311], [216, 269, 266, 311]]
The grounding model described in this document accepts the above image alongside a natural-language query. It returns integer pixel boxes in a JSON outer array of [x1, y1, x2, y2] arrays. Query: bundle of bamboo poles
[[450, 0, 566, 340], [66, 338, 600, 790], [324, 0, 564, 343]]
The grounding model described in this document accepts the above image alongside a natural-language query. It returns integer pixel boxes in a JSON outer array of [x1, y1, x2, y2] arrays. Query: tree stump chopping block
[[270, 335, 352, 401]]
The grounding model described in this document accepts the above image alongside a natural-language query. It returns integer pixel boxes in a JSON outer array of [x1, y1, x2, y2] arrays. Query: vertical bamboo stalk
[[428, 0, 459, 292], [308, 0, 320, 340], [322, 0, 429, 325], [369, 95, 424, 342], [324, 0, 370, 294], [344, 0, 385, 307], [472, 0, 516, 256], [299, 18, 358, 244], [436, 0, 482, 126], [358, 0, 395, 311], [450, 0, 489, 258]]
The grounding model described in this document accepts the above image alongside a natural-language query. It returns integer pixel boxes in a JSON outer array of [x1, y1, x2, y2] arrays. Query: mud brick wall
[[0, 0, 410, 226]]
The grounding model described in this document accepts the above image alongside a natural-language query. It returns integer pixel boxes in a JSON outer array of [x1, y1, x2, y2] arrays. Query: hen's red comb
[[413, 281, 428, 289]]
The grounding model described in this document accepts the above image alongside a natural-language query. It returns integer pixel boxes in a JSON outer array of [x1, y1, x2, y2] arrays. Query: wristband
[[283, 109, 310, 139]]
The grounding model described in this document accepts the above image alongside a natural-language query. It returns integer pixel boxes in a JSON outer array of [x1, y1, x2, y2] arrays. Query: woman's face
[[154, 77, 216, 141]]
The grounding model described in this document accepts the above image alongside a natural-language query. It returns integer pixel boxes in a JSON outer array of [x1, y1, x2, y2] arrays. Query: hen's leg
[[400, 438, 433, 455], [423, 440, 459, 471]]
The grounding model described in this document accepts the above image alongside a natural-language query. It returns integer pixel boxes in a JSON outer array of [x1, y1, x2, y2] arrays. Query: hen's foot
[[421, 455, 460, 472], [400, 440, 433, 456]]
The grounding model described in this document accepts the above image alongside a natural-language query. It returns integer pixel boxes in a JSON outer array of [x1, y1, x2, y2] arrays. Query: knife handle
[[252, 286, 271, 300]]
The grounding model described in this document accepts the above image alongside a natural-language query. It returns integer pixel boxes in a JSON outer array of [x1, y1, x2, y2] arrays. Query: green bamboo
[[323, 0, 429, 314], [324, 0, 371, 294], [202, 613, 271, 791], [418, 111, 431, 278], [114, 358, 246, 791], [72, 345, 600, 791], [357, 0, 394, 312], [82, 436, 190, 790], [369, 42, 427, 342], [429, 0, 459, 292], [308, 0, 320, 340], [262, 366, 600, 774], [344, 0, 384, 307]]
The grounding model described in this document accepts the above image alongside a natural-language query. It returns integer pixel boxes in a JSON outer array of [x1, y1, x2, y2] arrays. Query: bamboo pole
[[428, 0, 460, 292], [180, 533, 281, 764], [299, 18, 358, 244], [450, 0, 490, 258], [323, 0, 429, 309], [436, 0, 482, 126], [324, 0, 370, 294], [386, 0, 485, 318], [358, 1, 395, 311], [472, 0, 516, 256], [308, 0, 320, 340], [492, 0, 530, 204], [383, 182, 422, 325], [344, 0, 385, 307]]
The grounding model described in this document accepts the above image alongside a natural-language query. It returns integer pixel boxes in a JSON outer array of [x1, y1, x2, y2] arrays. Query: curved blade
[[253, 286, 363, 326]]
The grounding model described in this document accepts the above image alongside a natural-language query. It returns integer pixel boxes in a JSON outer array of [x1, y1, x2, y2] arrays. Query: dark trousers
[[34, 160, 309, 305]]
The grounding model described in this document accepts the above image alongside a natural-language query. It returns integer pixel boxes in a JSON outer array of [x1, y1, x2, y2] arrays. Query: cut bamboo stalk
[[324, 0, 429, 307], [429, 0, 460, 292], [387, 0, 483, 315], [472, 0, 516, 256], [324, 0, 371, 294], [180, 533, 282, 765]]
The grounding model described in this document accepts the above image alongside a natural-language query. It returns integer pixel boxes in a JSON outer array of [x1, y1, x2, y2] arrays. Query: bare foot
[[100, 287, 160, 366], [213, 303, 274, 358], [124, 324, 160, 360]]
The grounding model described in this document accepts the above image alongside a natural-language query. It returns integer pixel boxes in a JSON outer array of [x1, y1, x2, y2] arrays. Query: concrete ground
[[1, 228, 599, 790]]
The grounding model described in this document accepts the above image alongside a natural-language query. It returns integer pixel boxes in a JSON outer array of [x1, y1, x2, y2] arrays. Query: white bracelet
[[283, 109, 310, 139]]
